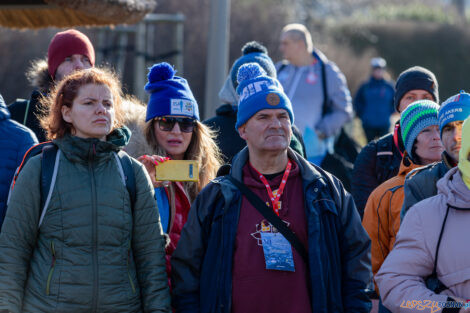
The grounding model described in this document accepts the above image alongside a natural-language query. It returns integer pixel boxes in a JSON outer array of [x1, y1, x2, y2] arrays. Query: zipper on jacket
[[46, 240, 56, 295], [89, 144, 99, 313], [126, 239, 136, 293]]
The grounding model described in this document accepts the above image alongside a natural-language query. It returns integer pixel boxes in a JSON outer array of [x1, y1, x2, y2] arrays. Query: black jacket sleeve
[[351, 141, 378, 218], [171, 182, 222, 313]]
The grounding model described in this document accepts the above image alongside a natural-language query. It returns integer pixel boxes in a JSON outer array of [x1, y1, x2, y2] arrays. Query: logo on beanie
[[239, 81, 271, 102], [266, 93, 280, 106], [171, 99, 194, 116]]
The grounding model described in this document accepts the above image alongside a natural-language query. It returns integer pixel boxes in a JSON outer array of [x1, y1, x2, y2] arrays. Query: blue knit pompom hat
[[230, 41, 277, 89], [144, 62, 199, 122], [235, 62, 293, 129], [438, 90, 470, 136], [400, 99, 440, 158]]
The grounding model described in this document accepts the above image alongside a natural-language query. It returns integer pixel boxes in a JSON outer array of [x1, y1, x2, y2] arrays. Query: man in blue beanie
[[401, 90, 470, 219], [171, 62, 372, 313], [204, 41, 306, 163]]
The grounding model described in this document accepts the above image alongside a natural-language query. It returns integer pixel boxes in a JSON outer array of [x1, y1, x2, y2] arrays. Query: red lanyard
[[393, 123, 404, 158], [251, 160, 292, 216]]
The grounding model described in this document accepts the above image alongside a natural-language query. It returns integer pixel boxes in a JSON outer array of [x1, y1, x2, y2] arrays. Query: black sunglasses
[[155, 117, 196, 133]]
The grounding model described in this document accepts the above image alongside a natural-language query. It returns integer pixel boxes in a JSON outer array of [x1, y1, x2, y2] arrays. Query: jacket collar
[[397, 153, 423, 177], [442, 151, 457, 169], [437, 167, 470, 209], [54, 126, 131, 164], [231, 147, 322, 183]]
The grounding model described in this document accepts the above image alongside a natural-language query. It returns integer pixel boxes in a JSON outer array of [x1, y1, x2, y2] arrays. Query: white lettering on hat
[[239, 81, 272, 102], [440, 108, 463, 124], [170, 99, 194, 116]]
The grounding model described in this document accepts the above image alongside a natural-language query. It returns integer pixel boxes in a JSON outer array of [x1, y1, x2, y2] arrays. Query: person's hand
[[137, 155, 170, 188]]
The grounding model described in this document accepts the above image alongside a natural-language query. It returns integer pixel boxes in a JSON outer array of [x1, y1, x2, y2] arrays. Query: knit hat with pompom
[[235, 62, 293, 129], [230, 41, 276, 89], [144, 62, 199, 122]]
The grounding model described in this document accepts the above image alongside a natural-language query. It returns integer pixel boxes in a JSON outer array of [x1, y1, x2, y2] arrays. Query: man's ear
[[238, 124, 247, 140], [61, 105, 72, 123]]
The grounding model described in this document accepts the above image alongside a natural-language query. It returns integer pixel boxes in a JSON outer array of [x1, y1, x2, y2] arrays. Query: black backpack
[[6, 141, 136, 229]]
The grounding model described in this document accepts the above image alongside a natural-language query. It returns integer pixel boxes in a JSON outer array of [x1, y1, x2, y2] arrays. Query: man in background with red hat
[[8, 29, 95, 142]]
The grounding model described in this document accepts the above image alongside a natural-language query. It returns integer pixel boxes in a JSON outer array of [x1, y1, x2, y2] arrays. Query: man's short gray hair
[[281, 23, 313, 53]]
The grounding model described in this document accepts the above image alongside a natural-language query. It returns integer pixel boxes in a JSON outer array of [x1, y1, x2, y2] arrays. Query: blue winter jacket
[[171, 148, 372, 313], [0, 94, 38, 229], [354, 77, 395, 129]]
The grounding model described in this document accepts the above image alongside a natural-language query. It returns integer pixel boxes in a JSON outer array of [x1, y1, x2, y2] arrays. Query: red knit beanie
[[47, 29, 95, 79]]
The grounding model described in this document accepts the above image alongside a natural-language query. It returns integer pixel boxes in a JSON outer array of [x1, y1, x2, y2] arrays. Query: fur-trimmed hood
[[120, 96, 154, 159], [26, 59, 54, 93]]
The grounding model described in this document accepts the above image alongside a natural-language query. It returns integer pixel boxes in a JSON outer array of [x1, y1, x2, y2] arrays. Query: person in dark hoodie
[[8, 29, 95, 142], [351, 66, 439, 218], [0, 93, 37, 229], [204, 41, 306, 164]]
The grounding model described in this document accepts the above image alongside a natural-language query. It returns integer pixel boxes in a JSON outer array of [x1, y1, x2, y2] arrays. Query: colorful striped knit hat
[[400, 99, 440, 159]]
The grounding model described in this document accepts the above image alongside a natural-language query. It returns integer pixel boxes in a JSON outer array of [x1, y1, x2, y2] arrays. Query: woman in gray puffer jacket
[[375, 117, 470, 313], [0, 68, 170, 313]]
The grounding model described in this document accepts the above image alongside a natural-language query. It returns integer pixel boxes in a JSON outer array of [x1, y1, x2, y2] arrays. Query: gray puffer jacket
[[0, 131, 170, 313]]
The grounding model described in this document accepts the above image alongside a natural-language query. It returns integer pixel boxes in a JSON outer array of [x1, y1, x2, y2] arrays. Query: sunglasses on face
[[155, 117, 196, 133]]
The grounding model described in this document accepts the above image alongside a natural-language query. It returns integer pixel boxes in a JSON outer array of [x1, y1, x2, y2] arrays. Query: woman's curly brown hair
[[40, 67, 123, 140]]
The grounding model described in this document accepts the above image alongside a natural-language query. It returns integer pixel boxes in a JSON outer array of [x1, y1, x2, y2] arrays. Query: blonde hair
[[282, 23, 313, 53], [40, 67, 123, 140], [144, 119, 223, 200]]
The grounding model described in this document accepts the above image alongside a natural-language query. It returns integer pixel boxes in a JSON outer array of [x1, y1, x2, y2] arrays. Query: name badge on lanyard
[[261, 230, 295, 272], [250, 160, 295, 272]]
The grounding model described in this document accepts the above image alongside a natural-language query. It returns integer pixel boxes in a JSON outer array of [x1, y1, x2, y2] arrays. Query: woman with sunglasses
[[133, 63, 222, 281]]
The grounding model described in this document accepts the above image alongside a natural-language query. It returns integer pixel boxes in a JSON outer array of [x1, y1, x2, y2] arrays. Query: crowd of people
[[0, 24, 469, 313]]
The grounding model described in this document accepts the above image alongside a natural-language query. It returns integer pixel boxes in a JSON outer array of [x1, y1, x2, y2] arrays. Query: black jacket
[[171, 148, 371, 313], [8, 90, 46, 142], [8, 59, 53, 143], [351, 125, 404, 218]]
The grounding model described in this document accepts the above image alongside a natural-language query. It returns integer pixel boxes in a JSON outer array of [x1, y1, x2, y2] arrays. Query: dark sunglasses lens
[[158, 119, 175, 131], [179, 120, 195, 132], [157, 117, 194, 132]]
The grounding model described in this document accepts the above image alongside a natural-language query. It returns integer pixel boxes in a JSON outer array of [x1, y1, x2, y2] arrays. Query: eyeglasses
[[155, 117, 196, 133]]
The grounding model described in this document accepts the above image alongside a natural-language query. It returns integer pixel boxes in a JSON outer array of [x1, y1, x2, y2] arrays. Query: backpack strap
[[116, 151, 136, 210], [425, 204, 450, 293], [226, 175, 309, 263], [312, 50, 329, 117], [23, 99, 31, 125], [39, 145, 60, 227]]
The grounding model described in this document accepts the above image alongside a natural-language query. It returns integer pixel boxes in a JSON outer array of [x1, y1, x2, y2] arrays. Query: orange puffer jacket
[[362, 155, 422, 283]]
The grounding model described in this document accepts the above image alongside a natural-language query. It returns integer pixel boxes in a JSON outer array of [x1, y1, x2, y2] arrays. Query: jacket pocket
[[46, 240, 56, 295], [127, 240, 136, 294]]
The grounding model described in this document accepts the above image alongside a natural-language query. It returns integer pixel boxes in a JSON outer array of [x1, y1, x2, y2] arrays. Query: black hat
[[394, 66, 439, 112]]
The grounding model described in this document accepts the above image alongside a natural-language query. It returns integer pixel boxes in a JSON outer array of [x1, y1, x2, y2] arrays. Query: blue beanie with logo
[[144, 62, 199, 122], [438, 90, 470, 136], [400, 99, 440, 159], [235, 62, 293, 129]]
